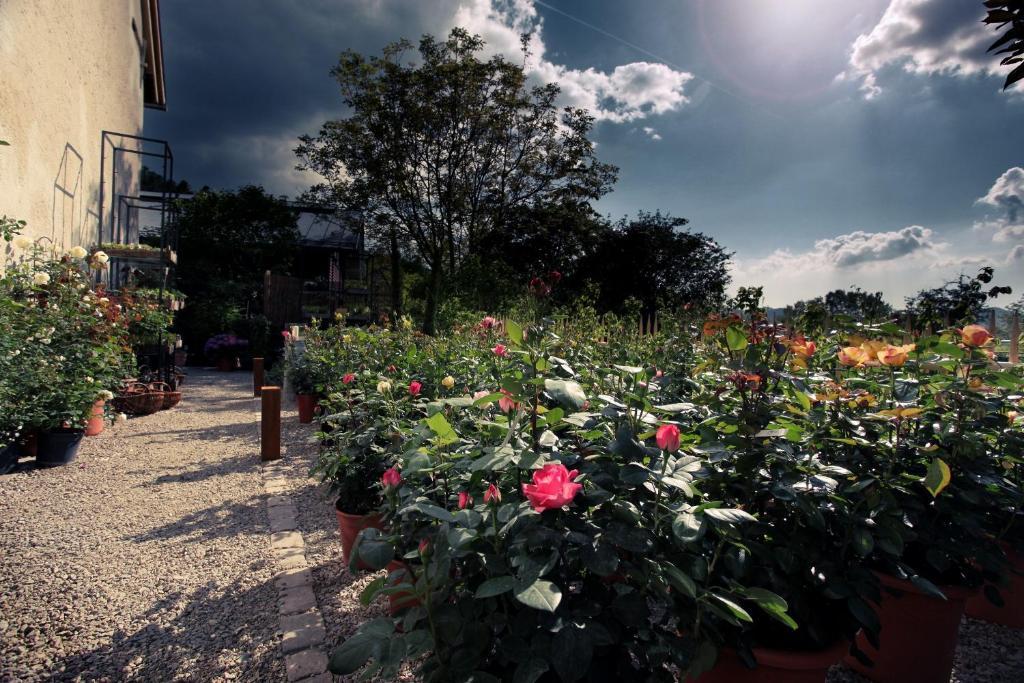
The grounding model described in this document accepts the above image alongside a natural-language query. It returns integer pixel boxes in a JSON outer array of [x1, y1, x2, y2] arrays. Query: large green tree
[[297, 29, 617, 333], [575, 211, 731, 316], [173, 185, 299, 348]]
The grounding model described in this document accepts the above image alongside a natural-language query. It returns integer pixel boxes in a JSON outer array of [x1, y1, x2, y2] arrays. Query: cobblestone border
[[262, 450, 333, 681]]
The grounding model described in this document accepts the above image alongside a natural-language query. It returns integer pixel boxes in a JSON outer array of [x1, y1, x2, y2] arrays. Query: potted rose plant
[[822, 325, 1017, 682], [287, 355, 319, 423], [204, 333, 248, 371]]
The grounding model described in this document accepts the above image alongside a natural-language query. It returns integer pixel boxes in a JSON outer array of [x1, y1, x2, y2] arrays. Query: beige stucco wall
[[0, 0, 147, 255]]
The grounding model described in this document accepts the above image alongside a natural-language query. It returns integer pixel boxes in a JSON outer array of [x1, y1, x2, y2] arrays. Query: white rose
[[13, 235, 33, 249], [99, 390, 114, 401], [376, 380, 392, 394], [93, 250, 109, 265], [99, 297, 109, 304], [68, 245, 88, 259], [32, 272, 51, 285]]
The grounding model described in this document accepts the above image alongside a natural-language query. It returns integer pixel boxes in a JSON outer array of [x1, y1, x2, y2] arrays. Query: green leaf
[[924, 457, 951, 497], [475, 575, 515, 598], [544, 379, 587, 411], [359, 576, 387, 605], [613, 364, 644, 374], [513, 658, 549, 683], [327, 618, 395, 674], [705, 507, 757, 524], [506, 320, 524, 346], [663, 564, 697, 598], [744, 588, 798, 630], [354, 529, 394, 570], [708, 592, 753, 623], [852, 528, 874, 557], [405, 502, 456, 522], [552, 624, 593, 682], [514, 579, 562, 612], [424, 412, 458, 445], [672, 511, 706, 543], [725, 325, 748, 351]]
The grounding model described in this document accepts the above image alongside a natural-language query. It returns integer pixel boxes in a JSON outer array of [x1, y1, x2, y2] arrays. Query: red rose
[[484, 483, 501, 504], [655, 424, 680, 452], [409, 381, 422, 396], [458, 491, 473, 509], [343, 373, 356, 384], [521, 463, 581, 512], [381, 467, 402, 490]]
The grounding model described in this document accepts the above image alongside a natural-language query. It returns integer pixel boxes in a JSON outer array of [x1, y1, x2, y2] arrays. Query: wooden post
[[261, 386, 281, 461], [252, 357, 264, 397], [1010, 311, 1020, 365], [989, 308, 998, 337]]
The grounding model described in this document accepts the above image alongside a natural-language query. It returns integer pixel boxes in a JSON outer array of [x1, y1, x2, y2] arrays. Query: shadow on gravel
[[47, 578, 282, 682], [119, 421, 258, 446], [126, 494, 267, 543]]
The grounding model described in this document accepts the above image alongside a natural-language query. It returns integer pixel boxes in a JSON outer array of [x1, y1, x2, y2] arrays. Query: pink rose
[[409, 381, 422, 396], [498, 389, 518, 413], [484, 483, 501, 504], [480, 316, 497, 330], [342, 373, 355, 384], [458, 491, 473, 509], [492, 343, 508, 358], [381, 467, 402, 490], [418, 538, 430, 555], [656, 424, 680, 452], [521, 463, 582, 512]]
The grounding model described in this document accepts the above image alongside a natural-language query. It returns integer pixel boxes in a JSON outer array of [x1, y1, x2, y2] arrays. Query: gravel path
[[278, 410, 1024, 683], [0, 370, 284, 682]]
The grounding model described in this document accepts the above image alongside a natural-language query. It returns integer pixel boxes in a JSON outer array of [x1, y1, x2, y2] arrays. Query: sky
[[145, 0, 1024, 307]]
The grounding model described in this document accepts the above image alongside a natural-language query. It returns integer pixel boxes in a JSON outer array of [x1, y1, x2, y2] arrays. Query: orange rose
[[961, 324, 993, 348], [790, 338, 817, 359], [878, 343, 915, 367], [838, 346, 866, 367]]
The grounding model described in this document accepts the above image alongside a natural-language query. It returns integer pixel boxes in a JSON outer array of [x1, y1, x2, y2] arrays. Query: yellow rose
[[837, 347, 866, 367], [441, 375, 456, 389]]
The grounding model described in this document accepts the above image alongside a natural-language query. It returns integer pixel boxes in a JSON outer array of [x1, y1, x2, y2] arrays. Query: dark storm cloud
[[145, 1, 461, 194]]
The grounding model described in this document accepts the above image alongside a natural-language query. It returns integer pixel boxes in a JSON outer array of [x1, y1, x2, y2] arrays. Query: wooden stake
[[252, 357, 264, 397], [261, 386, 281, 461], [1010, 311, 1020, 365]]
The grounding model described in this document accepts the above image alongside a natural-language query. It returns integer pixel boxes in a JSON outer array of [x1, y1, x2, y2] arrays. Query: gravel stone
[[0, 370, 285, 682], [284, 648, 327, 682]]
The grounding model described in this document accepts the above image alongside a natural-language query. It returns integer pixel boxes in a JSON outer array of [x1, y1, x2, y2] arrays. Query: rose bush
[[1, 237, 135, 443], [297, 306, 1022, 681]]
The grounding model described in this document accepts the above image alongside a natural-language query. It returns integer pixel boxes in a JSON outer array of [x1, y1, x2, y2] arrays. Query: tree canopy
[[297, 29, 617, 332]]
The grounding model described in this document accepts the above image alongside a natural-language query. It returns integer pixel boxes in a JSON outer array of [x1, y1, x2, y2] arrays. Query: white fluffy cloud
[[815, 225, 935, 266], [974, 167, 1024, 243], [845, 0, 999, 97], [450, 0, 692, 122]]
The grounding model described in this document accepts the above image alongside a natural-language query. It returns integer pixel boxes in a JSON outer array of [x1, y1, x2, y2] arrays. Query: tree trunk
[[423, 262, 443, 335], [389, 228, 403, 317]]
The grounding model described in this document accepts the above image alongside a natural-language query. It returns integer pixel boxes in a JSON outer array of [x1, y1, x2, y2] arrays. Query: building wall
[[0, 0, 146, 254]]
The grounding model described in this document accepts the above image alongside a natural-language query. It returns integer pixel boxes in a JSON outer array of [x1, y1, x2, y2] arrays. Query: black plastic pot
[[36, 429, 85, 467], [0, 443, 18, 474]]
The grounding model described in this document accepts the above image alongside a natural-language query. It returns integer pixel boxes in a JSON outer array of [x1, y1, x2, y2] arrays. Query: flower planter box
[[0, 443, 18, 474], [36, 429, 85, 467], [965, 544, 1024, 629], [844, 572, 974, 683], [692, 640, 848, 683], [335, 502, 383, 569], [85, 399, 105, 436]]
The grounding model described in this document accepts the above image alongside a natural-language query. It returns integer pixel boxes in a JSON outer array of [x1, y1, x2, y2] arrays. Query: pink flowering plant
[[330, 317, 719, 681]]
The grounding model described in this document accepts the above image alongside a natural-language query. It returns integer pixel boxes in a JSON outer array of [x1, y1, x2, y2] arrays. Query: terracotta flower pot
[[85, 399, 105, 436], [385, 560, 420, 614], [844, 572, 974, 683], [965, 543, 1024, 628], [692, 639, 848, 683], [297, 394, 317, 423], [335, 502, 383, 569]]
